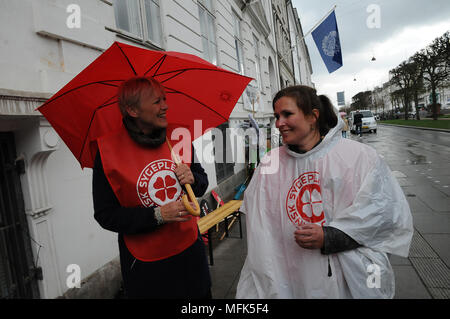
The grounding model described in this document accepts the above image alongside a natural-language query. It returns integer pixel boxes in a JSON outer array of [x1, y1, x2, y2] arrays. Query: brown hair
[[273, 85, 337, 136], [117, 76, 165, 117]]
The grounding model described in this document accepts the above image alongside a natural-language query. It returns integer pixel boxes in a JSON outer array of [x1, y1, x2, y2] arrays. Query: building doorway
[[0, 132, 40, 298]]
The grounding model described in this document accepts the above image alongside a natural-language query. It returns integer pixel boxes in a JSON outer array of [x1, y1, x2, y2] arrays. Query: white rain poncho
[[236, 116, 413, 299]]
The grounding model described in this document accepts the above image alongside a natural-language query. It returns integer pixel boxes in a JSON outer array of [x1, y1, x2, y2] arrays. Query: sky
[[291, 0, 450, 108]]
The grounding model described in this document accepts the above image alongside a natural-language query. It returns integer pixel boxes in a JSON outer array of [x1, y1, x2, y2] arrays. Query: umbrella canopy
[[38, 41, 252, 168]]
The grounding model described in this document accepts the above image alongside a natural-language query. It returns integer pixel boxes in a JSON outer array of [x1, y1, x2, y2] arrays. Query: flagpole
[[299, 4, 337, 42]]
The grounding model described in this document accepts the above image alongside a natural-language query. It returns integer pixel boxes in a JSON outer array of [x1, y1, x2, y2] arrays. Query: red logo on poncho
[[137, 159, 183, 207], [286, 171, 326, 226]]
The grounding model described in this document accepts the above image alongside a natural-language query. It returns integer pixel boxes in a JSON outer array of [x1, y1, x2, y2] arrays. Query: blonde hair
[[117, 77, 164, 117]]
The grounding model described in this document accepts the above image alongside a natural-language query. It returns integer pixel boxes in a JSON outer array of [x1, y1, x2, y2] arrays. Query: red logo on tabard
[[137, 159, 183, 207], [286, 171, 326, 226]]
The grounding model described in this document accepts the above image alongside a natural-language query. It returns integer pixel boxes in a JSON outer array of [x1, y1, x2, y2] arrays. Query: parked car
[[349, 110, 377, 134]]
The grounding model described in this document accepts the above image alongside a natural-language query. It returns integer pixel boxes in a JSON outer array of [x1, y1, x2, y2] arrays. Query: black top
[[92, 150, 211, 299], [354, 113, 363, 124], [321, 226, 361, 255]]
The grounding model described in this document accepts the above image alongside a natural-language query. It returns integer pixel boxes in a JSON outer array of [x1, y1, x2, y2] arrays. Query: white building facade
[[0, 0, 312, 298]]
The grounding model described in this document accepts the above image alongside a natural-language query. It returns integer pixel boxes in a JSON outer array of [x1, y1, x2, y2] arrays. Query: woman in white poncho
[[236, 85, 413, 299]]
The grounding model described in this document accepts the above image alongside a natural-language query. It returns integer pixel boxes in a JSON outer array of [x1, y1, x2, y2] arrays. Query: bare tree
[[413, 31, 450, 120], [390, 89, 403, 117], [408, 58, 426, 120], [390, 61, 416, 120], [372, 86, 384, 115]]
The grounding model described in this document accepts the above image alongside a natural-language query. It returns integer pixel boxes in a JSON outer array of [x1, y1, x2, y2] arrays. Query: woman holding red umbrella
[[92, 77, 211, 298]]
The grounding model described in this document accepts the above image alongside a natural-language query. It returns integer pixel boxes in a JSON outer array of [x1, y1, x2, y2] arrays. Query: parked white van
[[349, 110, 377, 134]]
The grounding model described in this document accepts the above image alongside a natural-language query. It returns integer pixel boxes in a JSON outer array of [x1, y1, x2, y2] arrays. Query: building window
[[252, 35, 262, 90], [198, 0, 217, 65], [214, 123, 235, 183], [114, 0, 162, 47], [232, 12, 244, 74]]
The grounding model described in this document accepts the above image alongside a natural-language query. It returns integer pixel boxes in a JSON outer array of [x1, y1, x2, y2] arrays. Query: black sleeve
[[189, 148, 209, 197], [320, 226, 361, 255], [92, 153, 160, 235]]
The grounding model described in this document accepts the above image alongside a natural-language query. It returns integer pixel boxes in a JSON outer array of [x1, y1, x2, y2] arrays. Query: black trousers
[[119, 233, 212, 299]]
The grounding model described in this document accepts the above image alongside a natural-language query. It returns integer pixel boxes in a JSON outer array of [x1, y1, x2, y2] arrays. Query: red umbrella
[[38, 41, 252, 169], [38, 41, 252, 215]]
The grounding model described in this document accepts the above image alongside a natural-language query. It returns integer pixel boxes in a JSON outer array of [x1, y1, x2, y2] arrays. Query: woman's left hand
[[294, 224, 324, 250], [174, 164, 195, 185]]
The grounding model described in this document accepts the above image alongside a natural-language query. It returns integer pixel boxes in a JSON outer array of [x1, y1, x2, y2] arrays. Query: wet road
[[349, 125, 450, 298], [378, 125, 450, 148], [348, 124, 450, 202]]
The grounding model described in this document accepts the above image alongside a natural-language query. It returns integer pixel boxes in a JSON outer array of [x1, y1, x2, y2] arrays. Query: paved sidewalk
[[208, 129, 450, 299], [364, 126, 450, 298], [379, 123, 450, 134], [208, 205, 449, 299], [208, 216, 247, 299]]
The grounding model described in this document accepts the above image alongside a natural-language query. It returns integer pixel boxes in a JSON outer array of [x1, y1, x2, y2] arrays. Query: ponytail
[[317, 95, 337, 136]]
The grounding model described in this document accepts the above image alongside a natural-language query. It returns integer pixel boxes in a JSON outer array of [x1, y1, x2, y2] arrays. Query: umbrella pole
[[166, 139, 201, 216]]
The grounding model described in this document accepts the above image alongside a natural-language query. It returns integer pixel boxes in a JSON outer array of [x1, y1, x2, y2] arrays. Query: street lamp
[[371, 48, 376, 61]]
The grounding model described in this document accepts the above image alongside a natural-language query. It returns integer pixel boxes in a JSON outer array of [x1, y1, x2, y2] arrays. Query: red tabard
[[97, 125, 198, 262]]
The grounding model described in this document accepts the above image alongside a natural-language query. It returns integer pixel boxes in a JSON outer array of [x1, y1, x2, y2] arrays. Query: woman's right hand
[[160, 200, 192, 223]]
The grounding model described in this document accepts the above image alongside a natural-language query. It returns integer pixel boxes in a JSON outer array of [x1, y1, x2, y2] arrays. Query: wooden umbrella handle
[[182, 185, 200, 216], [167, 139, 201, 216]]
